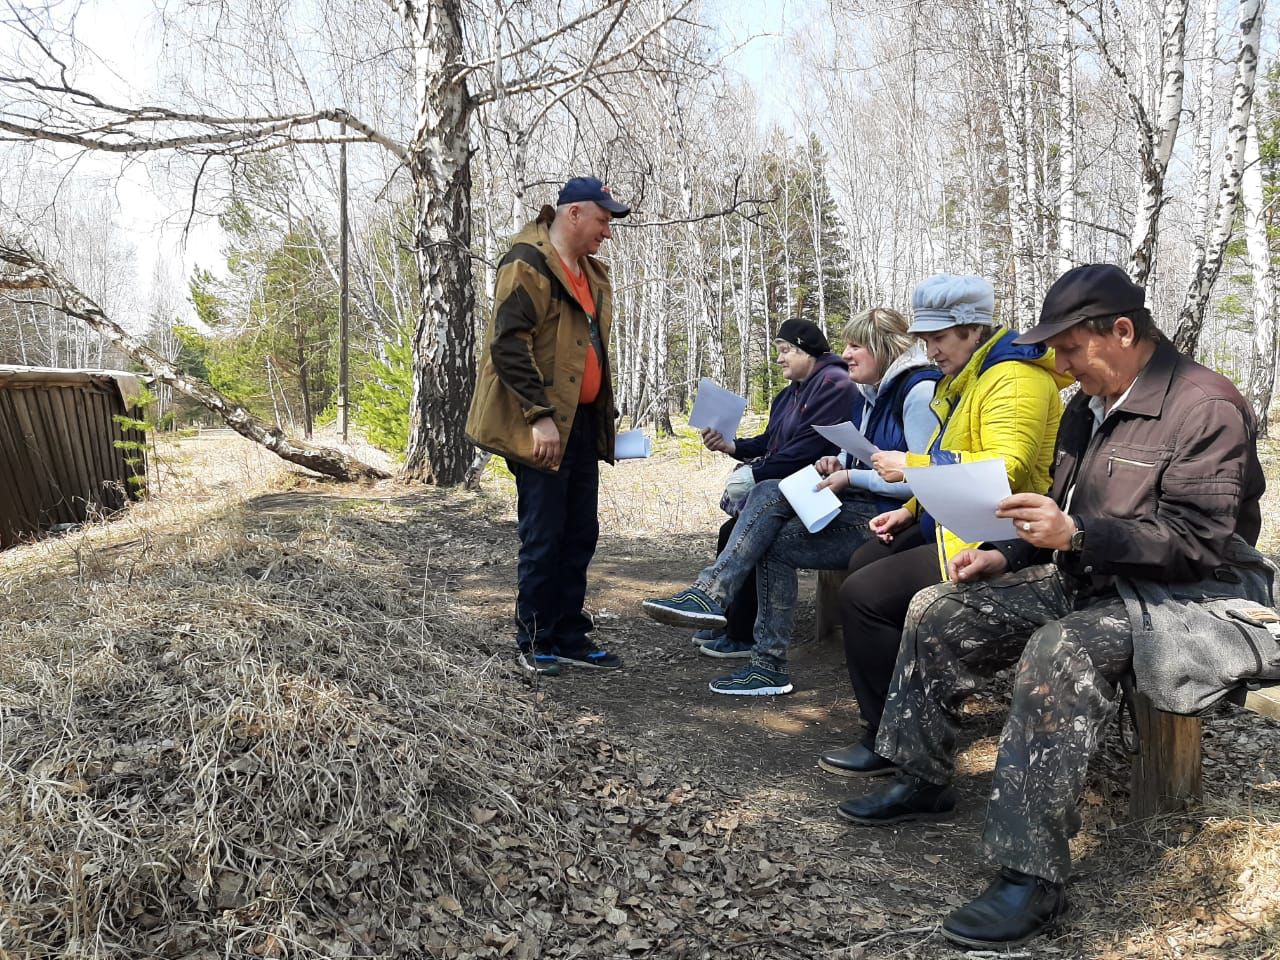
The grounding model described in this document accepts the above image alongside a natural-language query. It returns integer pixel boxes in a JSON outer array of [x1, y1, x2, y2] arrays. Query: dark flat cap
[[1015, 264, 1145, 344]]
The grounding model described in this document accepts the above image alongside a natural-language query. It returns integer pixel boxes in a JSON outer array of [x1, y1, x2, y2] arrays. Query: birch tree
[[1054, 0, 1189, 284], [1056, 6, 1078, 273], [1172, 0, 1263, 355], [1242, 109, 1277, 431], [0, 0, 694, 485]]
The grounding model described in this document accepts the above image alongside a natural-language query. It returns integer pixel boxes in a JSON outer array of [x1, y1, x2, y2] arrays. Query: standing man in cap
[[839, 264, 1268, 948], [466, 177, 630, 676]]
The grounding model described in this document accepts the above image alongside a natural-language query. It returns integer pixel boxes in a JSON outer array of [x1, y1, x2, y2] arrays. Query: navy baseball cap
[[557, 177, 631, 218]]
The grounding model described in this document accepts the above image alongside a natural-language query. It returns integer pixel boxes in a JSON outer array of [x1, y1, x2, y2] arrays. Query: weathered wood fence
[[0, 367, 146, 547]]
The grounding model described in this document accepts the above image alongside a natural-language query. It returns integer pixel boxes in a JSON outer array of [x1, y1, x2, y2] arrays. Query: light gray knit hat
[[907, 274, 995, 333]]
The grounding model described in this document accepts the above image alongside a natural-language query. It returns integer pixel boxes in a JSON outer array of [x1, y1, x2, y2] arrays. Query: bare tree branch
[[0, 239, 390, 482], [0, 95, 412, 164]]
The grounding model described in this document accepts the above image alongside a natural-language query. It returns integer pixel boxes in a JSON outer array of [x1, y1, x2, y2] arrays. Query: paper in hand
[[688, 378, 748, 439], [901, 458, 1019, 543], [778, 464, 842, 534], [814, 421, 880, 464], [615, 429, 652, 460]]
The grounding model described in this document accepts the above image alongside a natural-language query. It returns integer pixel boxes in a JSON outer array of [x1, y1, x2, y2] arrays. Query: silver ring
[[1022, 521, 1032, 532]]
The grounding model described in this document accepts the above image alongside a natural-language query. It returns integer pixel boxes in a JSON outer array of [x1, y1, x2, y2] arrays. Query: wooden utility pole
[[339, 142, 350, 443]]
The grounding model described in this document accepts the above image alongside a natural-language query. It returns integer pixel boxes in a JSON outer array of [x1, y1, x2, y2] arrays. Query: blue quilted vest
[[859, 367, 943, 514]]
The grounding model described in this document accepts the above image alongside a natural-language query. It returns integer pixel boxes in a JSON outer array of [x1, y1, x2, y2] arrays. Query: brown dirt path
[[424, 450, 1280, 960]]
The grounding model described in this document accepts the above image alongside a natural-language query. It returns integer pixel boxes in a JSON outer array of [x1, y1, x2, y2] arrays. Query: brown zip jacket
[[465, 214, 617, 471], [994, 338, 1265, 583]]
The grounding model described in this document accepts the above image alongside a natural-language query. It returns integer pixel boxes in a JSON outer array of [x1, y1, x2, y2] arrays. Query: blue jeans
[[508, 406, 599, 654], [694, 479, 881, 671]]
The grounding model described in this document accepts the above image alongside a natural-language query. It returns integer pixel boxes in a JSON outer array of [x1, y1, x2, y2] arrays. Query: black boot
[[819, 741, 895, 778], [836, 777, 955, 824], [942, 868, 1067, 948]]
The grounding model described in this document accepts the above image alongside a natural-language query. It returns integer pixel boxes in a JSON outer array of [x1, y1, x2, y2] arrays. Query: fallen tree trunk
[[0, 241, 390, 482]]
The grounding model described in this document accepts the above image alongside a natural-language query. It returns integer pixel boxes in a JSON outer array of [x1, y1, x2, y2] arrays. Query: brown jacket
[[1000, 339, 1265, 583], [465, 216, 617, 470]]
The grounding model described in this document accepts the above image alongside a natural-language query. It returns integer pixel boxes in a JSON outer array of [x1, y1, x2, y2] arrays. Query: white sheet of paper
[[778, 464, 842, 534], [814, 421, 880, 463], [614, 429, 652, 460], [901, 458, 1020, 543], [688, 378, 748, 439]]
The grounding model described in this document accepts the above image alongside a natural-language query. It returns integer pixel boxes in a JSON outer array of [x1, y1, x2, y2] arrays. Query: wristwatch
[[1068, 515, 1086, 552]]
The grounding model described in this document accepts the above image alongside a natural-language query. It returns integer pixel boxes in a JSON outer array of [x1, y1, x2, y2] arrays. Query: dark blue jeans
[[508, 406, 599, 654]]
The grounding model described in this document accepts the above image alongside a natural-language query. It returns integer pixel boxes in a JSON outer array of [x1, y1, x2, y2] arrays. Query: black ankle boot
[[942, 867, 1067, 948], [836, 777, 956, 824], [819, 742, 895, 778]]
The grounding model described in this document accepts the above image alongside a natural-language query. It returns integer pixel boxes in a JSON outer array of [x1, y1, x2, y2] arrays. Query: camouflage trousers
[[874, 563, 1133, 883]]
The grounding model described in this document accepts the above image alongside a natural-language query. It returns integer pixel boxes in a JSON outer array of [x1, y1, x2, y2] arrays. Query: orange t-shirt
[[558, 255, 602, 405]]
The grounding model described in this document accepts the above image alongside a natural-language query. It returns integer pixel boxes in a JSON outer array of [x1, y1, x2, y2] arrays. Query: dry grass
[[0, 502, 578, 956], [0, 427, 1276, 959]]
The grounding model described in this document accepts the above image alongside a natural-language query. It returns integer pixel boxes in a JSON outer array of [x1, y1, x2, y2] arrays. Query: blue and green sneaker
[[642, 587, 726, 629], [691, 627, 723, 647], [708, 663, 793, 696]]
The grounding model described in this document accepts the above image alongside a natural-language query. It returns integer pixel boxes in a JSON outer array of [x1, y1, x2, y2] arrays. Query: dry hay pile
[[0, 504, 894, 959]]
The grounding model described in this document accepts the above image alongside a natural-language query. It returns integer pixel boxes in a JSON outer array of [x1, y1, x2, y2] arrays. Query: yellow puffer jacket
[[902, 326, 1073, 576]]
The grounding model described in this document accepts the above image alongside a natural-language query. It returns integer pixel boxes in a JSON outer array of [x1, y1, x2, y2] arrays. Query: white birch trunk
[[399, 0, 476, 484], [1173, 0, 1263, 356], [0, 243, 388, 480], [1190, 0, 1220, 252], [1057, 9, 1077, 273], [1242, 111, 1276, 430], [1128, 0, 1190, 284]]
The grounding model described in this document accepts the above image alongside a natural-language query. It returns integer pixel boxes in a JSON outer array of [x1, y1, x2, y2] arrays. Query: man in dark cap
[[466, 177, 630, 676], [838, 263, 1269, 948]]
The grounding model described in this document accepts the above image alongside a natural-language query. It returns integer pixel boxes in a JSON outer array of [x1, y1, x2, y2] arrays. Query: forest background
[[1, 0, 1277, 483]]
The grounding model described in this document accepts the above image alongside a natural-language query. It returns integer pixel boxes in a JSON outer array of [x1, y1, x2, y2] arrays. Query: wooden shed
[[0, 366, 147, 548]]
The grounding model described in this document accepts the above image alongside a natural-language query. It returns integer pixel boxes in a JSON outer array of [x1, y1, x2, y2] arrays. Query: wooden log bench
[[811, 573, 1280, 820], [1129, 682, 1280, 819], [814, 569, 846, 647]]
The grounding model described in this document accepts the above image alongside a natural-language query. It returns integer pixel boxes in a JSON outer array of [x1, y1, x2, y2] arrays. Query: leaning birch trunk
[[0, 242, 389, 481], [1242, 112, 1278, 433], [1127, 0, 1190, 285], [1172, 0, 1263, 357], [399, 0, 477, 485], [1056, 8, 1077, 273]]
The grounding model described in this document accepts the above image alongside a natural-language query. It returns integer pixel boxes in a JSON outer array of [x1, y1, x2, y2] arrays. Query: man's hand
[[949, 548, 1010, 582], [701, 428, 736, 455], [869, 507, 914, 543], [817, 468, 851, 494], [996, 493, 1075, 551], [871, 450, 908, 483], [531, 417, 562, 468], [815, 455, 843, 477]]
